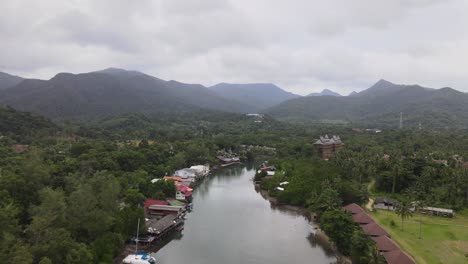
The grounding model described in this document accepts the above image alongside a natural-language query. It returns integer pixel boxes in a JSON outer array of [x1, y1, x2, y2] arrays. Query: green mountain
[[209, 83, 300, 111], [0, 68, 254, 121], [266, 80, 468, 128], [0, 72, 23, 90]]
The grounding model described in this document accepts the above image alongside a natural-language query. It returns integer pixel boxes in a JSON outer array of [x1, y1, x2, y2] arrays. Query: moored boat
[[122, 252, 156, 264]]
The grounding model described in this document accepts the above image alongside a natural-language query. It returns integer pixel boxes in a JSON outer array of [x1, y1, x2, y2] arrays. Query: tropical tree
[[395, 198, 413, 231]]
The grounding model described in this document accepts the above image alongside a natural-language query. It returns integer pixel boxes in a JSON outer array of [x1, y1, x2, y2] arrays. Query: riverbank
[[146, 163, 336, 264], [254, 185, 351, 264]]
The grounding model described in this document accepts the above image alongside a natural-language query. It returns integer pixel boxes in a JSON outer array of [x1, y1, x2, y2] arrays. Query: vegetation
[[395, 198, 413, 231], [2, 102, 468, 263], [372, 210, 468, 264]]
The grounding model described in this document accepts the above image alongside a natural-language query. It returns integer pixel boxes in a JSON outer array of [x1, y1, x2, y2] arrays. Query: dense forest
[[1, 105, 468, 263]]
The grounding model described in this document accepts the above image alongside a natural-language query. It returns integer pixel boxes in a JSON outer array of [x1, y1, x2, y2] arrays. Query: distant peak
[[308, 89, 341, 97], [375, 79, 394, 86], [51, 72, 75, 80], [348, 91, 358, 96], [96, 67, 130, 74]]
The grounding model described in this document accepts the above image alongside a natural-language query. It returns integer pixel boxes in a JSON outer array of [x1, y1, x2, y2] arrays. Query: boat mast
[[136, 218, 140, 253]]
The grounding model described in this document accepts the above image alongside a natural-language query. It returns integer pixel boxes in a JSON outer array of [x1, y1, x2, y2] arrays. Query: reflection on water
[[155, 164, 337, 264]]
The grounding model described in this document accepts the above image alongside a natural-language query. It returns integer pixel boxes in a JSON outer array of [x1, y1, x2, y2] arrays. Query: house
[[374, 197, 398, 211], [174, 168, 199, 182], [343, 203, 365, 215], [190, 165, 210, 177], [144, 199, 168, 208], [175, 183, 193, 202], [313, 135, 344, 160], [146, 205, 184, 217], [274, 187, 285, 191], [144, 199, 169, 216], [279, 181, 289, 186]]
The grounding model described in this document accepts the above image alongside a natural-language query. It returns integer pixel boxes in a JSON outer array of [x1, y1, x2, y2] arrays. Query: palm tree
[[395, 198, 413, 231]]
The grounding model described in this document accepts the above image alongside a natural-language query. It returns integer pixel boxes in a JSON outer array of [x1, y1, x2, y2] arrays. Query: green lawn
[[370, 210, 468, 264]]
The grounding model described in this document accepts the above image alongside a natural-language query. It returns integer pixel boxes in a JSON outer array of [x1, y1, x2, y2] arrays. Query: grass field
[[370, 209, 468, 264]]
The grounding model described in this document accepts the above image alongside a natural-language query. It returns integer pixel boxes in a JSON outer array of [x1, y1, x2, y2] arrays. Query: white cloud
[[0, 0, 467, 95]]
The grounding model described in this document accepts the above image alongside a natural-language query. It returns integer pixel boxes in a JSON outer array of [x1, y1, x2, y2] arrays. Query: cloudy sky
[[1, 0, 468, 95]]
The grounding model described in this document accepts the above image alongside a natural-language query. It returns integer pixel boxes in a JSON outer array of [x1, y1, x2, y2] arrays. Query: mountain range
[[0, 68, 254, 120], [1, 68, 468, 128], [209, 83, 300, 110], [267, 79, 468, 128]]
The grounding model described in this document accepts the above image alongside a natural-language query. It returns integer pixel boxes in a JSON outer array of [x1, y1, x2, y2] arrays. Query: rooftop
[[371, 235, 399, 252], [144, 199, 168, 208], [343, 203, 365, 215], [313, 134, 343, 145], [382, 249, 416, 264], [352, 212, 375, 225], [362, 222, 390, 237]]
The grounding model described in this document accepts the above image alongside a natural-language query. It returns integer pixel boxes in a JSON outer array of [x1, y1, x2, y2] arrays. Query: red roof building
[[144, 199, 168, 208], [371, 236, 399, 252], [362, 222, 390, 237], [352, 212, 375, 225], [382, 249, 416, 264], [343, 203, 365, 215]]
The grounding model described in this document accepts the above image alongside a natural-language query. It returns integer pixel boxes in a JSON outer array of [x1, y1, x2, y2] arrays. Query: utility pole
[[399, 112, 403, 129]]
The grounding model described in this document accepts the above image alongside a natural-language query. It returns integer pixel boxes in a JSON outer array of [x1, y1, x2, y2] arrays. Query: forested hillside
[[209, 83, 300, 110], [0, 69, 254, 121], [267, 80, 468, 128], [0, 106, 57, 143]]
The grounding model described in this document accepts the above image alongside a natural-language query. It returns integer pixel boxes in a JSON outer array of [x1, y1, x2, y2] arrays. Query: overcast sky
[[1, 0, 468, 95]]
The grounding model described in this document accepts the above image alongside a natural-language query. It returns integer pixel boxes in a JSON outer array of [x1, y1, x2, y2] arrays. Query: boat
[[122, 252, 156, 264], [123, 219, 157, 264]]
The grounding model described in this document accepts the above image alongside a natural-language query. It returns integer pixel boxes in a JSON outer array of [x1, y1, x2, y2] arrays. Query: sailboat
[[122, 218, 157, 264]]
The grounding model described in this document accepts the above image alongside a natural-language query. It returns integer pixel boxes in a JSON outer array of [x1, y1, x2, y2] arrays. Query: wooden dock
[[146, 214, 184, 240]]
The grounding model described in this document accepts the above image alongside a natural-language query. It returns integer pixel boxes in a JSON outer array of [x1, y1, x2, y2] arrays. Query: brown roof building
[[343, 203, 365, 215], [383, 249, 416, 264], [313, 135, 344, 160], [362, 222, 390, 237], [352, 212, 375, 225], [371, 236, 399, 252]]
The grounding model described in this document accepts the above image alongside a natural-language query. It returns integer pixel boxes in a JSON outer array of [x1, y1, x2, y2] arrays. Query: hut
[[374, 197, 398, 211]]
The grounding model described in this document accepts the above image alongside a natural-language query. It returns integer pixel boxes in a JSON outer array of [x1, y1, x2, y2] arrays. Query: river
[[154, 164, 337, 264]]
